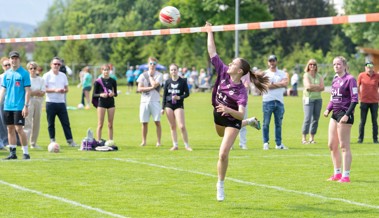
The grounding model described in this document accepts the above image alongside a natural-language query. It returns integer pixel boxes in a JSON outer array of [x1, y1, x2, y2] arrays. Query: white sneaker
[[216, 183, 225, 201], [275, 144, 288, 150], [239, 145, 248, 150], [263, 142, 269, 150], [246, 117, 261, 130]]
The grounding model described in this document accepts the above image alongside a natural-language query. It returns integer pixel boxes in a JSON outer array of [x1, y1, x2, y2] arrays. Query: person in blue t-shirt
[[0, 51, 31, 160], [125, 66, 135, 94]]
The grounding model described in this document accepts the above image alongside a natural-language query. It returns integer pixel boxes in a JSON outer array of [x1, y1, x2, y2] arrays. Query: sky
[[0, 0, 345, 26], [0, 0, 55, 26]]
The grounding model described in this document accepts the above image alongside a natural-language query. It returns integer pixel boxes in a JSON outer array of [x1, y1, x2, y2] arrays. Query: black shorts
[[213, 109, 242, 130], [98, 98, 115, 109], [4, 111, 25, 126], [332, 110, 354, 124], [127, 81, 134, 87], [164, 103, 184, 111]]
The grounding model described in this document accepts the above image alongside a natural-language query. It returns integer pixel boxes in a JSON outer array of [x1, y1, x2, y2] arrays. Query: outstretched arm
[[206, 22, 217, 58]]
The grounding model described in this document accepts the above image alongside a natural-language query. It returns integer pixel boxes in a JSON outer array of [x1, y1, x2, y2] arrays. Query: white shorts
[[139, 101, 161, 123]]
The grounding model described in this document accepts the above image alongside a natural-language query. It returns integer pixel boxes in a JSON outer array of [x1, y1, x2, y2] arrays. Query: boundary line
[[0, 13, 378, 43], [114, 158, 379, 210], [0, 180, 128, 218]]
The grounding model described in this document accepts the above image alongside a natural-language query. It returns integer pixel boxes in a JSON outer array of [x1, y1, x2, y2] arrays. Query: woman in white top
[[24, 61, 45, 149]]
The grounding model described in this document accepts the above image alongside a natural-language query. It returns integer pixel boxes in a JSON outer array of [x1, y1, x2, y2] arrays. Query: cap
[[365, 61, 374, 67], [268, 55, 277, 61], [9, 51, 20, 58]]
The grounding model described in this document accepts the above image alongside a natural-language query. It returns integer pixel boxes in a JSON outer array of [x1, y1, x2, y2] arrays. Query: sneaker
[[263, 143, 269, 150], [23, 154, 30, 160], [246, 117, 261, 130], [275, 144, 288, 150], [374, 140, 379, 144], [185, 146, 193, 151], [338, 177, 350, 183], [216, 183, 225, 201], [4, 153, 17, 160], [357, 139, 363, 144], [327, 173, 342, 181], [84, 105, 90, 110], [239, 145, 248, 150], [68, 141, 78, 147], [170, 146, 178, 151], [31, 144, 41, 149]]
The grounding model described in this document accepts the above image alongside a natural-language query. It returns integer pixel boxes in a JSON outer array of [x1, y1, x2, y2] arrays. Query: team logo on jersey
[[229, 90, 234, 96], [352, 87, 358, 95], [170, 84, 178, 89], [339, 81, 344, 86], [15, 81, 20, 87]]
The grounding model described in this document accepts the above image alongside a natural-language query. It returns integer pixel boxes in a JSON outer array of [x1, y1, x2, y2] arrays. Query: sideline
[[114, 158, 379, 210], [0, 180, 128, 218]]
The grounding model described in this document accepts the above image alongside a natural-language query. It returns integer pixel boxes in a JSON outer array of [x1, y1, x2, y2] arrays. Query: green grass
[[1, 86, 379, 218]]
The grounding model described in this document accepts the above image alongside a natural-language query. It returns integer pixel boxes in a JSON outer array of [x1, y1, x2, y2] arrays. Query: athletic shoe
[[263, 143, 269, 150], [338, 177, 350, 183], [275, 144, 288, 150], [239, 145, 248, 150], [85, 105, 90, 110], [216, 183, 225, 201], [327, 173, 342, 181], [4, 153, 17, 160], [185, 146, 193, 151], [170, 146, 178, 151], [374, 140, 379, 144], [246, 117, 261, 130], [68, 141, 78, 147], [23, 154, 31, 160], [357, 139, 363, 144], [31, 144, 41, 149]]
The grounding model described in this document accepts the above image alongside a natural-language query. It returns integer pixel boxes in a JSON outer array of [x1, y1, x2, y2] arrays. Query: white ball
[[77, 103, 84, 109], [48, 142, 60, 153], [105, 140, 114, 147], [159, 6, 180, 27]]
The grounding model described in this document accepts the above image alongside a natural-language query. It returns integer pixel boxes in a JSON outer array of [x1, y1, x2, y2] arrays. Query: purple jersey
[[327, 73, 358, 114], [211, 55, 248, 118]]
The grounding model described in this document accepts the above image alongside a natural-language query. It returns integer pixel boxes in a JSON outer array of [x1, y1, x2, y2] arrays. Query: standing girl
[[323, 56, 358, 183], [93, 64, 118, 142], [162, 64, 192, 151], [206, 22, 269, 201]]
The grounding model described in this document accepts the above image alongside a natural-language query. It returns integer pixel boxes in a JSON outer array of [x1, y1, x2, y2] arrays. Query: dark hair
[[239, 58, 269, 93]]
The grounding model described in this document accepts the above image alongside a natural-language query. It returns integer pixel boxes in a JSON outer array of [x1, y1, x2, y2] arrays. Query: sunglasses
[[53, 63, 61, 66], [29, 67, 37, 70], [3, 64, 10, 67], [149, 62, 157, 66], [366, 64, 374, 67], [309, 63, 317, 66], [268, 60, 276, 62]]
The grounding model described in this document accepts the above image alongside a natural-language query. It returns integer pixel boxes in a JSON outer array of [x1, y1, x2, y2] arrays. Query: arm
[[22, 87, 31, 118], [180, 78, 190, 99], [0, 87, 5, 105], [268, 76, 288, 89], [215, 104, 245, 121], [206, 22, 217, 58]]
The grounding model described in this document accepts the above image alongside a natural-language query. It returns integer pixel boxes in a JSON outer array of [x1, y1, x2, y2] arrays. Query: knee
[[108, 123, 113, 129], [219, 152, 228, 162], [178, 124, 186, 132]]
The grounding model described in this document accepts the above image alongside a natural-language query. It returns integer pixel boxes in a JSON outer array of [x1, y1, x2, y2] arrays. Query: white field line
[[114, 158, 379, 210], [0, 180, 128, 218]]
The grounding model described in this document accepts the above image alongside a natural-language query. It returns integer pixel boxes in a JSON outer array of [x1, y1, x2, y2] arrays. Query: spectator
[[289, 70, 299, 96], [137, 57, 163, 147], [125, 66, 135, 94], [262, 55, 289, 150], [0, 57, 11, 149], [42, 57, 77, 147], [357, 61, 379, 144], [80, 66, 92, 109], [0, 51, 31, 160]]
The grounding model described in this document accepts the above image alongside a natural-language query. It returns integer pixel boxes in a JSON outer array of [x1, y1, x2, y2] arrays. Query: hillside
[[0, 21, 36, 38]]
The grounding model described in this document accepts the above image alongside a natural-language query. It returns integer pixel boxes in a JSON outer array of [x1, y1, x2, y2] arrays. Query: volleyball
[[48, 142, 60, 153], [159, 6, 180, 26]]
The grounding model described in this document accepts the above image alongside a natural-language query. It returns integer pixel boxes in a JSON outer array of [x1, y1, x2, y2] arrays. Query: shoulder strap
[[97, 78, 108, 93]]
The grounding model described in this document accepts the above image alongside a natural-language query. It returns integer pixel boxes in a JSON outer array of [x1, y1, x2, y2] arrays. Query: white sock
[[9, 145, 16, 148], [184, 142, 189, 147], [217, 180, 224, 187], [173, 142, 178, 147], [342, 170, 350, 178], [22, 145, 29, 154], [334, 168, 342, 175]]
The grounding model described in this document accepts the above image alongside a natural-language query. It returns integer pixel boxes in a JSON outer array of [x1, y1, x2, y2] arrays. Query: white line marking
[[0, 180, 128, 218], [114, 158, 379, 210]]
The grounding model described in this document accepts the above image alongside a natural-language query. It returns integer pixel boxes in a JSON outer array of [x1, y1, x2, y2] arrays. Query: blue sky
[[0, 0, 55, 26]]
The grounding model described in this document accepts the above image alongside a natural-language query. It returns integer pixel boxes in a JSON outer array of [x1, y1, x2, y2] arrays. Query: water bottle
[[172, 93, 177, 104]]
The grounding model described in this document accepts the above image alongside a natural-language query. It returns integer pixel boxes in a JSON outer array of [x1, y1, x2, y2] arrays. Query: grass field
[[1, 85, 379, 218]]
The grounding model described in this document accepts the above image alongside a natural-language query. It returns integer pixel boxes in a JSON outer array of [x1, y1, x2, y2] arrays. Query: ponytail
[[250, 70, 269, 93]]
